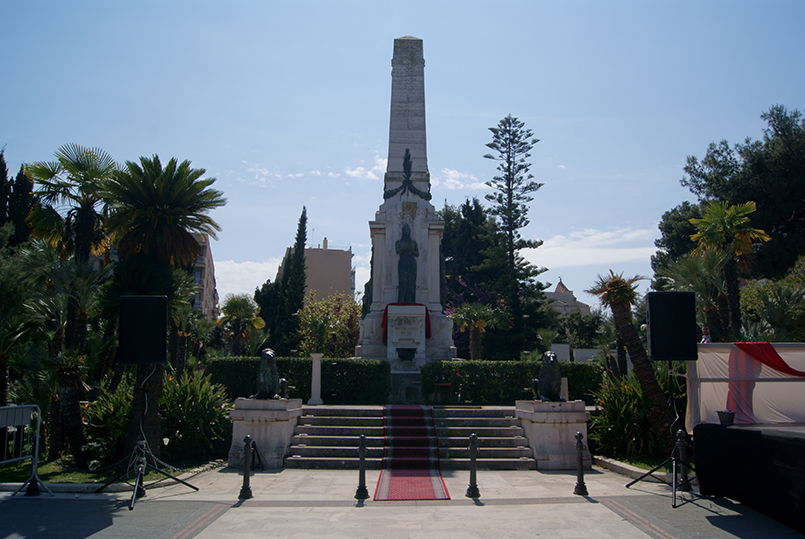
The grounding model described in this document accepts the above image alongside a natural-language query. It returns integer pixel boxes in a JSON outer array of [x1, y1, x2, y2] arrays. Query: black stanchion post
[[573, 432, 588, 496], [465, 433, 480, 498], [239, 435, 253, 500], [355, 434, 369, 500]]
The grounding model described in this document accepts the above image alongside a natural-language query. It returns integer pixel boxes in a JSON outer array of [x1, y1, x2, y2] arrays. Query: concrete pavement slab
[[1, 466, 801, 539]]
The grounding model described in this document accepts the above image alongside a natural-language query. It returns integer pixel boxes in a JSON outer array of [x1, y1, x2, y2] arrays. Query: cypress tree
[[8, 165, 33, 246], [0, 148, 9, 227]]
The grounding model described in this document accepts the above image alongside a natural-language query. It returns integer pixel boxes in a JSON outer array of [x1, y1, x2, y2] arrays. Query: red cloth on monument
[[381, 303, 432, 343]]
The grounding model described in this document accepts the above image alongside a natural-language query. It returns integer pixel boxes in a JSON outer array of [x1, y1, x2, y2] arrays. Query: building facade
[[276, 237, 355, 302], [192, 233, 220, 320]]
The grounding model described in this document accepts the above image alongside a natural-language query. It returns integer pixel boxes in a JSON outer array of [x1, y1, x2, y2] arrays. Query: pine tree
[[481, 115, 547, 357]]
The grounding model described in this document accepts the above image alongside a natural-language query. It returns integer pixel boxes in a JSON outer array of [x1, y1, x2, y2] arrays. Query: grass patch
[[0, 458, 209, 485]]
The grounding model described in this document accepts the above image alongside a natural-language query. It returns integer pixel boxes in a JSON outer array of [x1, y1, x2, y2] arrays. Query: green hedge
[[420, 360, 604, 405], [205, 356, 390, 405]]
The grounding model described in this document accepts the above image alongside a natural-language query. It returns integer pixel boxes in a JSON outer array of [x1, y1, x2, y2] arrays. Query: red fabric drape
[[734, 342, 805, 378], [381, 303, 432, 343]]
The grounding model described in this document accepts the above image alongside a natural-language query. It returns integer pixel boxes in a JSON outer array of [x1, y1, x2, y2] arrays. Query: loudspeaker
[[646, 291, 698, 362], [119, 295, 168, 364]]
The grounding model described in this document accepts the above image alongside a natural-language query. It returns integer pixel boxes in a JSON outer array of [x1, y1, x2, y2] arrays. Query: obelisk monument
[[356, 36, 456, 402]]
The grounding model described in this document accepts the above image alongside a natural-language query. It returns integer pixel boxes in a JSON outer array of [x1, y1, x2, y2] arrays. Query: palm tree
[[101, 155, 225, 456], [26, 144, 117, 265], [104, 155, 226, 267], [587, 271, 673, 452], [689, 201, 770, 340], [447, 302, 509, 360], [658, 249, 730, 341], [218, 294, 266, 356]]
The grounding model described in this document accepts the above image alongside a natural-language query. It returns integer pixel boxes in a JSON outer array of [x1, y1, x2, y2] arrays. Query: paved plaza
[[1, 465, 801, 539]]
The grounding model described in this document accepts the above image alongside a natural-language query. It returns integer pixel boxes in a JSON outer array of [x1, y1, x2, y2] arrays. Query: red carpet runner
[[373, 404, 450, 501]]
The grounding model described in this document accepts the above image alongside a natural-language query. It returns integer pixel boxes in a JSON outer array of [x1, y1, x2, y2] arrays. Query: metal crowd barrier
[[1, 404, 53, 496]]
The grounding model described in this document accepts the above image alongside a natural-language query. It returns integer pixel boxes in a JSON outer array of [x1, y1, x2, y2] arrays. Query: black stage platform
[[694, 423, 805, 534]]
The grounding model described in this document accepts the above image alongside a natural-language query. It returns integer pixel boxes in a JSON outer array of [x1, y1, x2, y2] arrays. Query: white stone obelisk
[[355, 37, 455, 402]]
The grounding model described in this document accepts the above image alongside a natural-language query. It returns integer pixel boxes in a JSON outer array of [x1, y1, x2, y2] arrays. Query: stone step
[[290, 434, 529, 449], [293, 424, 526, 438], [298, 406, 517, 418], [301, 406, 384, 417], [298, 415, 384, 427], [295, 415, 517, 428], [287, 445, 532, 460], [283, 456, 536, 470], [284, 405, 537, 470]]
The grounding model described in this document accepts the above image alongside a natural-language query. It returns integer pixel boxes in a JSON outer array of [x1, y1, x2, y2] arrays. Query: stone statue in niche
[[252, 348, 280, 399], [532, 351, 564, 402], [396, 223, 419, 303]]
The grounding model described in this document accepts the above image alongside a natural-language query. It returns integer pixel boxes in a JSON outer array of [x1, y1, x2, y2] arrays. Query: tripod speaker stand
[[95, 437, 198, 510], [627, 292, 698, 507], [625, 419, 695, 508]]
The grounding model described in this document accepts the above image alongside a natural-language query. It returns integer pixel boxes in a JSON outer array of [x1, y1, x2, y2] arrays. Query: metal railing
[[1, 404, 53, 496]]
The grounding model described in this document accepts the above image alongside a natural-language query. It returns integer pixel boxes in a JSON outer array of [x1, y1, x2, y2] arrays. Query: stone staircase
[[284, 405, 536, 470]]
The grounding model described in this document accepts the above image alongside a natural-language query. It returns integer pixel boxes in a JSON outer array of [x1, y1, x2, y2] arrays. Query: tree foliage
[[479, 115, 548, 357], [681, 105, 805, 279], [689, 200, 770, 339], [218, 293, 265, 356], [587, 271, 674, 452], [256, 207, 307, 355], [297, 291, 360, 358], [104, 155, 226, 268]]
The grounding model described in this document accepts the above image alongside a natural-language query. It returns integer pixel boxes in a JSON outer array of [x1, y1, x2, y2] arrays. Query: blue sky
[[3, 1, 804, 310]]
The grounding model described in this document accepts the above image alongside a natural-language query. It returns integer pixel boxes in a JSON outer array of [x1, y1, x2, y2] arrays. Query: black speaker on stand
[[626, 291, 698, 505], [100, 295, 197, 507], [118, 295, 168, 364], [646, 291, 698, 362]]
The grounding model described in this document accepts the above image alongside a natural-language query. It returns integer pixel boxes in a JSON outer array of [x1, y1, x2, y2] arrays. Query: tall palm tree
[[26, 144, 117, 265], [104, 155, 226, 267], [587, 271, 673, 452], [101, 155, 225, 456], [690, 201, 770, 340]]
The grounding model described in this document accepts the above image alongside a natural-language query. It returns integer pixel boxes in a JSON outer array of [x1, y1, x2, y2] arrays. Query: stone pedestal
[[228, 398, 303, 469], [515, 400, 591, 470], [308, 353, 323, 405], [387, 304, 426, 361]]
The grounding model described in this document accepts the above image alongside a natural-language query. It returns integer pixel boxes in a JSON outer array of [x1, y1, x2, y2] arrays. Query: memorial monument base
[[515, 400, 591, 470], [228, 397, 303, 469]]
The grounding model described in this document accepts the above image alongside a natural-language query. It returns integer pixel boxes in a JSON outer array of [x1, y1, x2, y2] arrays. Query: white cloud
[[431, 168, 488, 191], [345, 154, 386, 180], [524, 227, 658, 269], [215, 259, 282, 303]]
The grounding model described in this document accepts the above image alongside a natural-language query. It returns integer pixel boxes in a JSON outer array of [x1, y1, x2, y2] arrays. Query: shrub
[[85, 371, 233, 466], [206, 356, 390, 404], [420, 360, 604, 405], [85, 379, 133, 468], [160, 371, 233, 461], [587, 364, 684, 460]]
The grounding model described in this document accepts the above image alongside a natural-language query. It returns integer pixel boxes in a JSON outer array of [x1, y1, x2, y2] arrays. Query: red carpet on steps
[[373, 404, 450, 501]]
